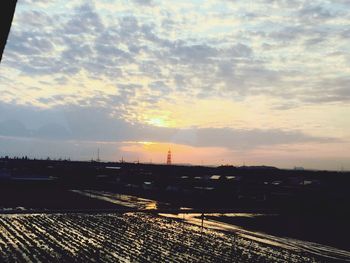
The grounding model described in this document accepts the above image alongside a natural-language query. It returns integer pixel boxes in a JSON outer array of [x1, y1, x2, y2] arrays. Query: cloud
[[19, 0, 54, 5], [6, 30, 54, 56], [297, 4, 337, 24], [63, 3, 105, 35], [297, 77, 350, 103], [0, 102, 338, 152], [3, 0, 349, 110], [0, 120, 29, 137], [132, 0, 154, 6], [16, 10, 54, 28]]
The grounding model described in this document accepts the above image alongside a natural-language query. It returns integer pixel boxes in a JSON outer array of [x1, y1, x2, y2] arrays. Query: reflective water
[[161, 213, 350, 262], [73, 190, 350, 262], [71, 190, 173, 210]]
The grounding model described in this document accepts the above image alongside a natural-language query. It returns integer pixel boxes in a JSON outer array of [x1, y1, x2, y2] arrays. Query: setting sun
[[146, 117, 169, 127]]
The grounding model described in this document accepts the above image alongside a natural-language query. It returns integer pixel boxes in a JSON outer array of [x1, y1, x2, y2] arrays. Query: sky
[[0, 0, 349, 170]]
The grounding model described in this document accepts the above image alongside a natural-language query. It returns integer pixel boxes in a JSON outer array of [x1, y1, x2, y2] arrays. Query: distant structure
[[97, 148, 100, 162], [166, 149, 172, 165]]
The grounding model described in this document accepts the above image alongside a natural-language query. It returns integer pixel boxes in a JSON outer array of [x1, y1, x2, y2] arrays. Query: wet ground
[[1, 189, 349, 262], [71, 190, 350, 262], [205, 214, 350, 251], [0, 213, 330, 263]]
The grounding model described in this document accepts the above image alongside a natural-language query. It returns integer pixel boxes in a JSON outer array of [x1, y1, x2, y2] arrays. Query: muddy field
[[0, 213, 331, 263]]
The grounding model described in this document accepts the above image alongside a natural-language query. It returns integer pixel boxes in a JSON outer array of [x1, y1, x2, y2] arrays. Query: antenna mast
[[166, 149, 172, 165]]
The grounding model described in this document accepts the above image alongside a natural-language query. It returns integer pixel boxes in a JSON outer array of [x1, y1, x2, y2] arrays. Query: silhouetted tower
[[167, 149, 172, 165], [97, 148, 100, 162]]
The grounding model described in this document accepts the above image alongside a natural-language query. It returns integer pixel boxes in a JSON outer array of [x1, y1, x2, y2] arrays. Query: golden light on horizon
[[120, 141, 232, 165]]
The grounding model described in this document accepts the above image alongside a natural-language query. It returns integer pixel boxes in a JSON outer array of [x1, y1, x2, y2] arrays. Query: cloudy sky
[[0, 0, 349, 170]]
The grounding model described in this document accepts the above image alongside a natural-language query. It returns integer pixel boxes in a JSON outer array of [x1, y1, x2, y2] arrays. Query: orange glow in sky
[[120, 141, 233, 165]]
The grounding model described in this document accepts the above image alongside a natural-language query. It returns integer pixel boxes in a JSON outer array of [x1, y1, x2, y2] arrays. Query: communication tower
[[166, 149, 172, 165]]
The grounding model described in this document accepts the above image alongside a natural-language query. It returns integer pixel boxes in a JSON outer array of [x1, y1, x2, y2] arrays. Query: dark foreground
[[0, 213, 336, 263], [206, 214, 350, 252], [0, 187, 350, 262], [0, 158, 350, 262]]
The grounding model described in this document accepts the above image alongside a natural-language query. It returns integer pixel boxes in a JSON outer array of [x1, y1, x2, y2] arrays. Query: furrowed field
[[0, 213, 326, 263]]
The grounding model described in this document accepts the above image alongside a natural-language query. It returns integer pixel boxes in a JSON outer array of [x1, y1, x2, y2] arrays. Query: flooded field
[[71, 190, 350, 262], [0, 213, 330, 263], [0, 189, 349, 262], [205, 214, 350, 251], [70, 190, 166, 210]]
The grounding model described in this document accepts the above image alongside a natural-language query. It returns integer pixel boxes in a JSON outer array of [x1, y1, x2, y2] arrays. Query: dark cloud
[[0, 102, 338, 152], [54, 76, 68, 85], [223, 43, 252, 58], [341, 28, 350, 39], [171, 44, 218, 64], [261, 0, 301, 8], [16, 10, 54, 28], [6, 30, 54, 55], [132, 0, 154, 6], [303, 37, 326, 46], [19, 0, 53, 4], [298, 77, 350, 103], [35, 123, 71, 139], [149, 80, 171, 91], [298, 4, 336, 23], [190, 128, 338, 150], [62, 3, 104, 35], [0, 120, 30, 137], [268, 26, 306, 42]]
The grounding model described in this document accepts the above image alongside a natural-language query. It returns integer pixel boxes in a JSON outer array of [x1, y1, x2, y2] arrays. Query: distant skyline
[[0, 0, 350, 170]]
